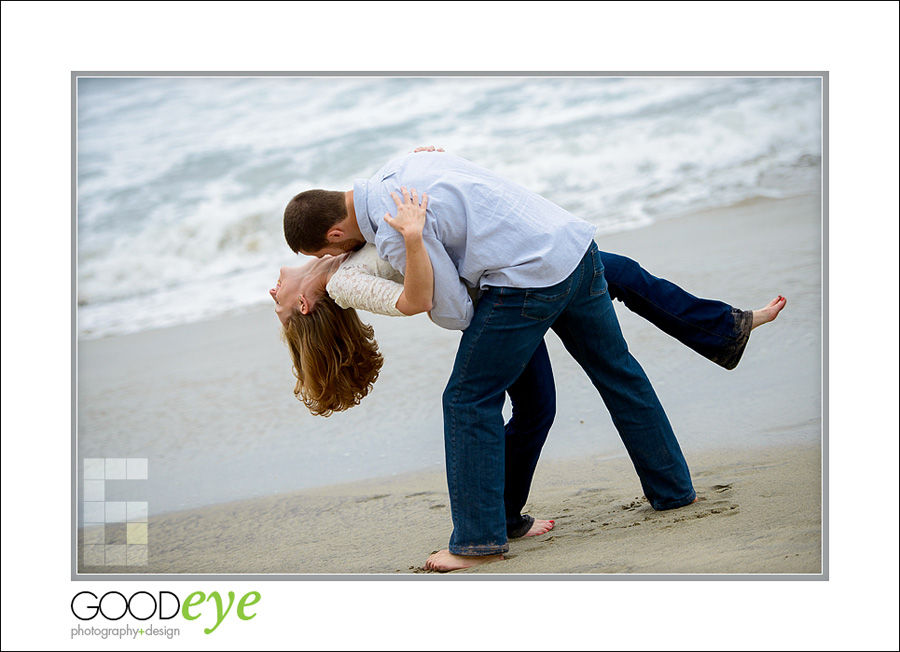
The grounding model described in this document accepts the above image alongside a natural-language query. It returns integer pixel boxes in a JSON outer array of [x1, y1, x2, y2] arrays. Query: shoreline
[[77, 192, 817, 344]]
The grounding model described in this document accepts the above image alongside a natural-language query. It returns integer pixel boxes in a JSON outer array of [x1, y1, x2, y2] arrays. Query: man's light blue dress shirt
[[353, 152, 598, 330]]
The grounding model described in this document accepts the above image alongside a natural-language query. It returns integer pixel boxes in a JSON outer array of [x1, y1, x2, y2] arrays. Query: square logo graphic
[[82, 458, 148, 566]]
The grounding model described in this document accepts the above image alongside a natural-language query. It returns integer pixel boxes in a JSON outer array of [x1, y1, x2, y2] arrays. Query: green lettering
[[182, 591, 205, 621], [237, 591, 261, 621], [203, 591, 236, 634]]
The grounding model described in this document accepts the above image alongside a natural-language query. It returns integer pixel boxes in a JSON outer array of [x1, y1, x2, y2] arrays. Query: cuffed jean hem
[[507, 514, 535, 539], [651, 490, 697, 511], [448, 542, 510, 556], [713, 308, 754, 370]]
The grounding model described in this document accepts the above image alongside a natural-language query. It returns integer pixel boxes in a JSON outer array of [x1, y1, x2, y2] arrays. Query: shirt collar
[[353, 178, 377, 243]]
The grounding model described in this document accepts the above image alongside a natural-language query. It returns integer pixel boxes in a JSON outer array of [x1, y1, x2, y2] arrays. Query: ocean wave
[[77, 76, 822, 339]]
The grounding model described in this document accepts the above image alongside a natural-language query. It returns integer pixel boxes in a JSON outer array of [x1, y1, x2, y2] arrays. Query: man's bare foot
[[751, 295, 787, 330], [424, 550, 504, 572], [523, 519, 555, 537]]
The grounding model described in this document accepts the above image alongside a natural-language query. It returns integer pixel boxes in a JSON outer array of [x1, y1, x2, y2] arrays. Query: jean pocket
[[589, 246, 608, 297], [521, 277, 572, 321]]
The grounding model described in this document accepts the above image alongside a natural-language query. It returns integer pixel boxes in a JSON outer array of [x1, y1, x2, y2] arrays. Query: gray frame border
[[71, 70, 828, 581]]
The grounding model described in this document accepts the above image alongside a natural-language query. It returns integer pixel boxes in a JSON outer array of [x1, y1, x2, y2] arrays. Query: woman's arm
[[325, 263, 406, 316], [384, 187, 434, 316]]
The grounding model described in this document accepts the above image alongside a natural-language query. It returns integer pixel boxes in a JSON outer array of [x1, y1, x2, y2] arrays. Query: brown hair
[[283, 189, 347, 254], [281, 294, 383, 417]]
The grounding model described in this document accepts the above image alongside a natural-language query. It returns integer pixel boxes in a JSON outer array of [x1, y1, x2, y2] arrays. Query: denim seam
[[589, 246, 608, 297]]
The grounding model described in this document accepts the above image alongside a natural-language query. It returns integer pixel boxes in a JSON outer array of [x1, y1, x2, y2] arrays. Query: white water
[[76, 75, 822, 339]]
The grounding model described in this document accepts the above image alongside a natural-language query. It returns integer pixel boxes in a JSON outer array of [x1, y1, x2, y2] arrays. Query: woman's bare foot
[[751, 295, 787, 330], [523, 519, 555, 537], [424, 550, 504, 572]]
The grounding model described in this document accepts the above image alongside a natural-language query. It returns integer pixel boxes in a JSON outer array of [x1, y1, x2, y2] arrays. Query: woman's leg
[[600, 252, 754, 370], [504, 339, 555, 538]]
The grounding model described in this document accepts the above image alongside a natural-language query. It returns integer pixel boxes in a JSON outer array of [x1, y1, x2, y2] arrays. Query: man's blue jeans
[[501, 250, 751, 539], [444, 242, 698, 556]]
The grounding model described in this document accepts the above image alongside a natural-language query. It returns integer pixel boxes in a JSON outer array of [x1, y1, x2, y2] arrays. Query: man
[[284, 151, 696, 571]]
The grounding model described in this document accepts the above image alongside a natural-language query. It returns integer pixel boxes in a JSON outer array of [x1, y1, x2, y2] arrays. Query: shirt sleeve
[[326, 265, 406, 317], [375, 233, 475, 331]]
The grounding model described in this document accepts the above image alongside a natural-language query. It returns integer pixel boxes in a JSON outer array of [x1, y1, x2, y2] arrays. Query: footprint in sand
[[549, 484, 740, 538], [355, 494, 390, 503]]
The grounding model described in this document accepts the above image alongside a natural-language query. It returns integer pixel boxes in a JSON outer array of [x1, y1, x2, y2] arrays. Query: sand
[[90, 441, 820, 575], [76, 194, 824, 576]]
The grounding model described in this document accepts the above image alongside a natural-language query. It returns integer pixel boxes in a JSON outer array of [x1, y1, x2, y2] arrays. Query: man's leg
[[504, 339, 555, 538], [600, 251, 753, 370], [441, 286, 555, 557], [552, 244, 695, 510]]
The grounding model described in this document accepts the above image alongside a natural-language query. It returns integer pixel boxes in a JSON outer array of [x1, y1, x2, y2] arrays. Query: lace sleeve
[[326, 265, 406, 317]]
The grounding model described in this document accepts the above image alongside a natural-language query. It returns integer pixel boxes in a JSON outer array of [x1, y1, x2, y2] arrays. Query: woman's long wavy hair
[[281, 294, 383, 417]]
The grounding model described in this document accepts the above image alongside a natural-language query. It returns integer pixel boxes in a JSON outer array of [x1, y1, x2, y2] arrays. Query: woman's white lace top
[[326, 244, 407, 316]]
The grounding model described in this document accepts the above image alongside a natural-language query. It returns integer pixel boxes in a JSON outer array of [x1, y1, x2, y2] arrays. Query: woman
[[271, 187, 786, 540]]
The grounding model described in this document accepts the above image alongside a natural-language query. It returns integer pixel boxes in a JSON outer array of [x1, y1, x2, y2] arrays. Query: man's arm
[[383, 187, 433, 316]]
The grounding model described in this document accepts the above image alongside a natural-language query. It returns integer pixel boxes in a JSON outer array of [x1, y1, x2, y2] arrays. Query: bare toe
[[524, 518, 555, 537], [751, 295, 787, 330]]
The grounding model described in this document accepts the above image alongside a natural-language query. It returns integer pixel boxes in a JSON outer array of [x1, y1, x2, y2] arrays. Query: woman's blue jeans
[[445, 243, 728, 556], [501, 250, 752, 539]]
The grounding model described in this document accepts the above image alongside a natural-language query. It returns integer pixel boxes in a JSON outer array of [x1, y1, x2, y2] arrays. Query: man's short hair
[[283, 189, 347, 253]]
